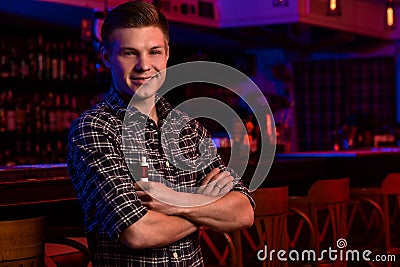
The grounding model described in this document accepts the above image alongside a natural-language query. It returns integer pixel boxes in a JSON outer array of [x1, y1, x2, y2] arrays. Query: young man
[[67, 1, 254, 265]]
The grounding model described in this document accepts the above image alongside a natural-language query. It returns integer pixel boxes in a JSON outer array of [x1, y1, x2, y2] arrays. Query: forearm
[[174, 191, 254, 232], [135, 177, 254, 233], [119, 210, 198, 249]]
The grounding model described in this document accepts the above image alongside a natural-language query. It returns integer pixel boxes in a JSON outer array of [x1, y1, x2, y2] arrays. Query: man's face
[[102, 26, 169, 99]]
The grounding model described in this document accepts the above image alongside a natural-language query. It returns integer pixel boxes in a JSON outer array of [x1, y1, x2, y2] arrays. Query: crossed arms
[[119, 168, 254, 249]]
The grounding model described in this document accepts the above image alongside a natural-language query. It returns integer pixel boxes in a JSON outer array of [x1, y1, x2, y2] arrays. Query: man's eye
[[123, 51, 136, 56], [150, 50, 162, 55]]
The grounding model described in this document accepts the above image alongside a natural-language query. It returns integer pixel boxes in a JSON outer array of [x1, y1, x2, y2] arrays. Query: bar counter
[[0, 163, 72, 206], [275, 147, 400, 188], [1, 147, 400, 220], [0, 163, 82, 227]]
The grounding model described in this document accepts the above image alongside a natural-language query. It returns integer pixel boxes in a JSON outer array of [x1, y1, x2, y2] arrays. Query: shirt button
[[166, 161, 170, 167], [173, 252, 178, 259]]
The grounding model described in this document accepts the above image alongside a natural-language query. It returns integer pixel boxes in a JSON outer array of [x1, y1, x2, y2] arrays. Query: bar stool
[[350, 173, 400, 265], [232, 186, 316, 267], [289, 178, 349, 267], [0, 216, 45, 267]]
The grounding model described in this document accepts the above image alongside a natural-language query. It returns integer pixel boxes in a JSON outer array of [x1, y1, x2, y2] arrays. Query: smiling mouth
[[130, 74, 158, 85]]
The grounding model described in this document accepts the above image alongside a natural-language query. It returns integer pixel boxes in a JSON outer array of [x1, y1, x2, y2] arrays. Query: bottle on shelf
[[55, 93, 64, 133], [0, 40, 11, 79], [62, 93, 72, 136], [0, 30, 109, 166], [4, 90, 17, 166], [15, 96, 27, 164], [65, 38, 74, 81], [15, 96, 26, 133], [9, 48, 20, 80], [79, 41, 89, 80], [27, 37, 38, 81], [51, 42, 60, 81], [47, 91, 57, 134], [24, 102, 35, 165], [5, 90, 16, 134], [0, 91, 6, 135], [36, 34, 45, 81], [32, 92, 42, 135], [71, 96, 80, 122], [0, 92, 7, 165], [72, 41, 81, 81], [44, 42, 52, 81], [58, 43, 67, 81]]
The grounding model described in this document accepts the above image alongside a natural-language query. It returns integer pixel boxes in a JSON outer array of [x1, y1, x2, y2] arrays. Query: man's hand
[[135, 181, 179, 215], [196, 168, 234, 196], [135, 167, 234, 213], [134, 168, 253, 233]]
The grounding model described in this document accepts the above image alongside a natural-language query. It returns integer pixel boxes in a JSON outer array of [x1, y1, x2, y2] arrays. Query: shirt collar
[[105, 85, 173, 121]]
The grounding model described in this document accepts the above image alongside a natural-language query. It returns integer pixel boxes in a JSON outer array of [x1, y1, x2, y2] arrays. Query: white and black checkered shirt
[[67, 86, 253, 266]]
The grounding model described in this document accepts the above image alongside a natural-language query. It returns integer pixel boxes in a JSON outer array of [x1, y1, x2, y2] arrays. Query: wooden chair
[[0, 217, 45, 267], [231, 186, 316, 267], [200, 226, 237, 267], [46, 225, 232, 267], [45, 226, 91, 267], [253, 186, 289, 267], [347, 190, 385, 251], [289, 178, 349, 267], [350, 173, 400, 267]]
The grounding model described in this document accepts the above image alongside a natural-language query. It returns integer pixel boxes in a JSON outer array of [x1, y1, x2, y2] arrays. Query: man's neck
[[131, 96, 159, 124]]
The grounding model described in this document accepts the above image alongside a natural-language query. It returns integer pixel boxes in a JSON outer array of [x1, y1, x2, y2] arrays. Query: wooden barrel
[[0, 217, 45, 267]]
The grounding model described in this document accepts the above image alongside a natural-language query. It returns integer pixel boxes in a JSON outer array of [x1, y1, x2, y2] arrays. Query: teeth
[[131, 77, 152, 81]]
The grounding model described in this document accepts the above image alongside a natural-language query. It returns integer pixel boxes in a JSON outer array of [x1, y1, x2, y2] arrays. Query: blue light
[[0, 0, 92, 28]]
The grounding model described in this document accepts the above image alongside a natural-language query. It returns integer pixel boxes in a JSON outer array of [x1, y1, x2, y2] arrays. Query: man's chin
[[134, 84, 160, 96], [131, 90, 157, 101]]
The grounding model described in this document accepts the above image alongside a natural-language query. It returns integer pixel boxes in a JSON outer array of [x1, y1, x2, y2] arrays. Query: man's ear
[[101, 46, 111, 68], [166, 43, 170, 62]]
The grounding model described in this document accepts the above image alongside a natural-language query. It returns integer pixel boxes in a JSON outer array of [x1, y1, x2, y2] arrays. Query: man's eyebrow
[[120, 47, 138, 51], [150, 45, 166, 50], [120, 45, 166, 51]]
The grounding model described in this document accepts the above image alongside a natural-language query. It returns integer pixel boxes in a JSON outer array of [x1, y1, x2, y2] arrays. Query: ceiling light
[[327, 0, 341, 16], [385, 1, 396, 30]]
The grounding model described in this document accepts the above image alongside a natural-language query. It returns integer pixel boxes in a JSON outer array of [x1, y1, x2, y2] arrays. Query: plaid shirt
[[67, 86, 253, 266]]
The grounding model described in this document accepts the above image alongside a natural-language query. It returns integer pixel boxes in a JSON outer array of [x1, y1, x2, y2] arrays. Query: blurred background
[[1, 0, 400, 166]]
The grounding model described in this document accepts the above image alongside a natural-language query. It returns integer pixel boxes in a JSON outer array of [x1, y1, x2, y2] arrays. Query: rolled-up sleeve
[[68, 112, 147, 242]]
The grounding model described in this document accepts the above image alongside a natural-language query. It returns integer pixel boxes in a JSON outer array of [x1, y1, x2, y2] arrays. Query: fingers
[[214, 174, 234, 191], [211, 173, 234, 195], [201, 171, 234, 196], [215, 179, 233, 195], [200, 168, 221, 186]]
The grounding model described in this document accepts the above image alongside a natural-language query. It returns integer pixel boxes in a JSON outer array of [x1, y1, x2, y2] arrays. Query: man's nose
[[135, 55, 151, 71]]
